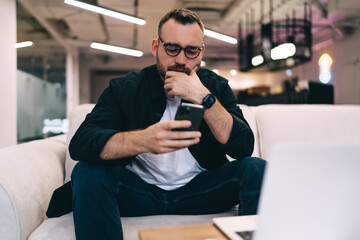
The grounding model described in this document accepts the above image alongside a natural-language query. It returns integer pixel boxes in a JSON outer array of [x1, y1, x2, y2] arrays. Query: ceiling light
[[15, 41, 33, 48], [90, 42, 143, 57], [318, 53, 333, 66], [204, 29, 238, 44], [64, 0, 146, 25], [271, 43, 296, 60], [286, 58, 295, 67], [318, 53, 333, 84], [230, 69, 237, 76], [251, 55, 264, 66], [286, 69, 293, 77]]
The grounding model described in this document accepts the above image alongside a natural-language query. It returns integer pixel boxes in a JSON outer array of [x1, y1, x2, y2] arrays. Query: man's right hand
[[141, 120, 201, 154], [100, 120, 201, 160]]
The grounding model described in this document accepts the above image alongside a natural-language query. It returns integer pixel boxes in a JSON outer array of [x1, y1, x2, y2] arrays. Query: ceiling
[[16, 0, 360, 73]]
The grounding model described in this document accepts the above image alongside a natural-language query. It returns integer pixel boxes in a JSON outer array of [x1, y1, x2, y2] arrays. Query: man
[[69, 8, 265, 240]]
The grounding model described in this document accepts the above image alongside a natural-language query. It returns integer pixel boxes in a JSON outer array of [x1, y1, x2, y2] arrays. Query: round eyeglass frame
[[158, 37, 203, 59]]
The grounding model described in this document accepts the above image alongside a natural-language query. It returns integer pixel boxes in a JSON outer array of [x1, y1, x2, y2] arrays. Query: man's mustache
[[167, 66, 192, 75]]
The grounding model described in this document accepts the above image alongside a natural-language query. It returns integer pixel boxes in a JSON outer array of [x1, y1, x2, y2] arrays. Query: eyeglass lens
[[159, 38, 202, 59]]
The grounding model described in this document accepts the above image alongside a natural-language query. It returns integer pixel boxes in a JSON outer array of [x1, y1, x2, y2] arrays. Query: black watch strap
[[202, 94, 216, 109]]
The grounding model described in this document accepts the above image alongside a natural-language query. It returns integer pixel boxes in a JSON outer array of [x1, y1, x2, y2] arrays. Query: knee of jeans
[[246, 157, 266, 174], [245, 157, 266, 170], [71, 161, 116, 192], [236, 157, 267, 179]]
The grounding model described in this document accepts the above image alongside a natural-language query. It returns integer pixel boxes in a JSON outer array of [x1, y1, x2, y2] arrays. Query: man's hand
[[141, 120, 201, 154], [164, 67, 233, 145], [164, 68, 209, 104], [100, 120, 201, 160]]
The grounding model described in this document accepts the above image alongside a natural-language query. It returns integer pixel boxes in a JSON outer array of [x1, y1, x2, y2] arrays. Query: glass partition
[[17, 2, 67, 142]]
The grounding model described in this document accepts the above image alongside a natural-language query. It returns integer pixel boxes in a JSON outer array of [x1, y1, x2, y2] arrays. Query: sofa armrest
[[0, 135, 67, 240]]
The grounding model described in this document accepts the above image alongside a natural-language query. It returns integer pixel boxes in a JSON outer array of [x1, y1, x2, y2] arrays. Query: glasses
[[158, 37, 203, 59]]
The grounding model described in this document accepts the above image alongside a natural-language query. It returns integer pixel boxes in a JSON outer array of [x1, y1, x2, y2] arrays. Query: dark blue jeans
[[71, 157, 266, 240]]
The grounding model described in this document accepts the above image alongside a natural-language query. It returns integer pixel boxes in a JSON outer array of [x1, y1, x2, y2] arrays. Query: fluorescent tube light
[[90, 42, 143, 57], [64, 0, 146, 25], [252, 55, 264, 66], [204, 29, 238, 44], [271, 43, 296, 60], [15, 41, 33, 48]]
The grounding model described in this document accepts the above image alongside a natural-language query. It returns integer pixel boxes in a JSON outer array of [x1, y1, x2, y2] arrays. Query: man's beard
[[156, 54, 193, 80], [156, 55, 167, 80], [167, 65, 192, 75]]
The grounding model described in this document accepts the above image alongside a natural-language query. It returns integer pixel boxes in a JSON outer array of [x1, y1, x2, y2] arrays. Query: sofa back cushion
[[65, 104, 95, 182], [238, 104, 260, 157], [255, 104, 360, 160]]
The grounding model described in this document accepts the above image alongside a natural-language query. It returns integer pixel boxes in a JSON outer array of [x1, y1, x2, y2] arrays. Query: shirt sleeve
[[68, 81, 124, 164], [215, 81, 255, 159]]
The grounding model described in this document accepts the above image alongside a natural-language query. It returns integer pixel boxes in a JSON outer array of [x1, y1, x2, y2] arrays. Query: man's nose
[[175, 49, 187, 65]]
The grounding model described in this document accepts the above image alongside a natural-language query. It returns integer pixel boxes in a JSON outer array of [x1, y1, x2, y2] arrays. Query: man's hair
[[158, 8, 204, 37]]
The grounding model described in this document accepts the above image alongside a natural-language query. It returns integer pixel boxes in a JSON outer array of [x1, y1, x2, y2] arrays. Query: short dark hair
[[158, 8, 204, 37]]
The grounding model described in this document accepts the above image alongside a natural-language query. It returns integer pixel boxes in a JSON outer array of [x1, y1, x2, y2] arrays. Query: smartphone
[[173, 102, 205, 131]]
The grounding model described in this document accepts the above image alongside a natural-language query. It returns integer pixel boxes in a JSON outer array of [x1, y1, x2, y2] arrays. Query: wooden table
[[139, 223, 229, 240]]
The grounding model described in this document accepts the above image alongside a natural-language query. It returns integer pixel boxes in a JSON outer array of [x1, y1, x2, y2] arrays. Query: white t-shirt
[[125, 93, 205, 190]]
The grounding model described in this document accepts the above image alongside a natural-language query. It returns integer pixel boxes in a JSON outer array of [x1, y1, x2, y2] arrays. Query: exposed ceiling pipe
[[310, 0, 344, 40], [99, 15, 110, 43], [98, 0, 110, 44], [260, 0, 264, 24], [221, 0, 303, 27], [270, 0, 273, 23], [132, 0, 139, 49], [221, 0, 252, 25]]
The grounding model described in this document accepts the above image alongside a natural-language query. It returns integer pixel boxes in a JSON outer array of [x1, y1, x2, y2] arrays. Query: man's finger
[[170, 130, 202, 140], [190, 66, 199, 76], [164, 120, 192, 130], [165, 138, 200, 148]]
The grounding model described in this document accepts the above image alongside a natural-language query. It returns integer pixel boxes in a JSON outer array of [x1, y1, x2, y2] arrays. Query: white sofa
[[1, 104, 360, 240]]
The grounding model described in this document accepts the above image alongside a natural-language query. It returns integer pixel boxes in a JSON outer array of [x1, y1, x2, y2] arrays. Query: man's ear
[[151, 38, 158, 56], [200, 43, 205, 58]]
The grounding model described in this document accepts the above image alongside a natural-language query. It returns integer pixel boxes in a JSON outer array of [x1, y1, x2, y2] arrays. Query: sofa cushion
[[65, 104, 95, 183], [238, 104, 260, 157], [255, 104, 360, 160], [29, 209, 237, 240]]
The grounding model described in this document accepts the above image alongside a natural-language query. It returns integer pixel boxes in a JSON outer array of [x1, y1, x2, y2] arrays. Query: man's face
[[151, 19, 205, 79]]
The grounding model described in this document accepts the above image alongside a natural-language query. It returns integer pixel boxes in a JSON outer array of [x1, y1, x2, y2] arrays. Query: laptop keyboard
[[236, 231, 254, 240]]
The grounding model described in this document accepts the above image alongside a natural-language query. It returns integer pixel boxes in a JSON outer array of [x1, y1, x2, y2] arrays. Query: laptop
[[213, 143, 360, 240]]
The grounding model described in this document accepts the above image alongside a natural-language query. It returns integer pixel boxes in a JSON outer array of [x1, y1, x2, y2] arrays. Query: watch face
[[208, 96, 215, 105], [204, 94, 215, 108]]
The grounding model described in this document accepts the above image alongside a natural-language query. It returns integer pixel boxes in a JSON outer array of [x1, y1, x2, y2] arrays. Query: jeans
[[71, 157, 266, 240]]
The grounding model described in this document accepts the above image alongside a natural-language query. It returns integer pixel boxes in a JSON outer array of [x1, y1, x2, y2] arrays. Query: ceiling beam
[[18, 0, 70, 51]]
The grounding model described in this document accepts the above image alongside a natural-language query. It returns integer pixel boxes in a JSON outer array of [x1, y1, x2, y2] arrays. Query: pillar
[[0, 0, 17, 147]]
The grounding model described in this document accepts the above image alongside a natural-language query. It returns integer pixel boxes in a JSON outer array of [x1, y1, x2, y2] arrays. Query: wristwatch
[[202, 93, 216, 109]]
